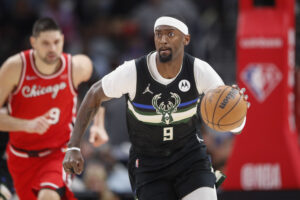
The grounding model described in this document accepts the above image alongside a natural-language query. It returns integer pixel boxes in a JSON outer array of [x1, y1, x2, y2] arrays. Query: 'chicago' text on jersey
[[21, 82, 67, 99]]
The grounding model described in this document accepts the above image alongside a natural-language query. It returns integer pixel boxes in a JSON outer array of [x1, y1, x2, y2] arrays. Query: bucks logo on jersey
[[152, 92, 180, 125], [127, 91, 199, 126]]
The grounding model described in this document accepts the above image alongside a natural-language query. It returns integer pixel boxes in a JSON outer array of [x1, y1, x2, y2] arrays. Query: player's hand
[[25, 114, 51, 135], [232, 84, 250, 108], [89, 125, 109, 147], [63, 149, 84, 175]]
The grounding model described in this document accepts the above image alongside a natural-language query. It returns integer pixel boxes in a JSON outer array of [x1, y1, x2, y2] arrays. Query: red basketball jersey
[[8, 49, 77, 150]]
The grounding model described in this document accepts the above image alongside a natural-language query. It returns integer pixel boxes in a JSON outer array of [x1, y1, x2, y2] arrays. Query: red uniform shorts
[[6, 145, 76, 200]]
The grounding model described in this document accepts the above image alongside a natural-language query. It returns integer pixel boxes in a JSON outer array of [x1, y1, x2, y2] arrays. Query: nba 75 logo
[[240, 63, 282, 102]]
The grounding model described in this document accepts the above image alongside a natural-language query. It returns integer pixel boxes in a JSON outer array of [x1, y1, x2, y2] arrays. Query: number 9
[[48, 108, 60, 124], [163, 127, 173, 141]]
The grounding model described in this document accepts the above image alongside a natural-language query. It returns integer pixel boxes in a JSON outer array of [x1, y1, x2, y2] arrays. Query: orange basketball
[[200, 85, 247, 132]]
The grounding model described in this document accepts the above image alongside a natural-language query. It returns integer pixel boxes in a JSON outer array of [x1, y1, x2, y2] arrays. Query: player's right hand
[[25, 115, 51, 134], [232, 84, 250, 108], [63, 149, 84, 175], [89, 125, 109, 147]]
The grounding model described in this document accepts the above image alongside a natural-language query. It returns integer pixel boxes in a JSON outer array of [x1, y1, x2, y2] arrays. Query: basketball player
[[0, 108, 14, 200], [63, 15, 249, 200], [0, 17, 108, 200]]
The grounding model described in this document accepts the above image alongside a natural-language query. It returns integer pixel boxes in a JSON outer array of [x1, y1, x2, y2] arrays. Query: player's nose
[[160, 34, 168, 44]]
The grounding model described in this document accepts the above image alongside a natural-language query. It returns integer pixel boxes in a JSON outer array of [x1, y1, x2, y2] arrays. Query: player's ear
[[61, 34, 64, 44], [184, 34, 190, 46], [30, 36, 36, 49]]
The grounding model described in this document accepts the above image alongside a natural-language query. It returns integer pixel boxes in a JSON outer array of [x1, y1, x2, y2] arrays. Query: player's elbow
[[87, 81, 105, 106]]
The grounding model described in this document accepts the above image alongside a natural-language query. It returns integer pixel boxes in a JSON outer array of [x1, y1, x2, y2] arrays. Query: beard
[[158, 49, 172, 63], [44, 57, 59, 64], [43, 53, 59, 65]]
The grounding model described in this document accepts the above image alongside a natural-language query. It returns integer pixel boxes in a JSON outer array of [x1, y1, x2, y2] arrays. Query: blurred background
[[0, 0, 300, 199]]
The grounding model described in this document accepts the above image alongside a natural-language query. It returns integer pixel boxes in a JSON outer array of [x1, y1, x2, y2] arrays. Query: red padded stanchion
[[223, 0, 300, 190]]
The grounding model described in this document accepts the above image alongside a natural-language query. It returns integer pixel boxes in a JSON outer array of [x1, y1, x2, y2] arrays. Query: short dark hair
[[32, 17, 61, 37], [163, 14, 187, 25]]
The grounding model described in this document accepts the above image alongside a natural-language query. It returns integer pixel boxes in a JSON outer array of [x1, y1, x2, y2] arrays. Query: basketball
[[200, 85, 247, 132]]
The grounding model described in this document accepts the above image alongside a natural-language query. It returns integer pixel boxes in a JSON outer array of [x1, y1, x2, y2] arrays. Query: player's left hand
[[89, 125, 109, 147], [232, 84, 250, 108], [63, 149, 84, 175]]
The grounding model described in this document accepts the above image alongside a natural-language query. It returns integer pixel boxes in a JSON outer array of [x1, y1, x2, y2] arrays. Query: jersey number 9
[[163, 127, 173, 141], [48, 107, 60, 125]]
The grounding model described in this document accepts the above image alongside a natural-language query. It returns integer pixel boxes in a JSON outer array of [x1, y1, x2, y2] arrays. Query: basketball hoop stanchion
[[223, 0, 300, 190]]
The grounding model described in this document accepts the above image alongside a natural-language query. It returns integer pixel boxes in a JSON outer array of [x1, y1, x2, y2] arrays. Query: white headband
[[154, 16, 189, 35]]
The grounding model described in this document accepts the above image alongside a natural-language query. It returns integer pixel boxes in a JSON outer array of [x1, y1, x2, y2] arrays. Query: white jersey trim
[[9, 145, 52, 158], [8, 95, 12, 114], [147, 52, 179, 85], [9, 145, 28, 158], [40, 182, 59, 189], [29, 49, 66, 79], [12, 52, 27, 95], [63, 167, 72, 188], [127, 101, 197, 124], [8, 52, 27, 114], [67, 54, 77, 96]]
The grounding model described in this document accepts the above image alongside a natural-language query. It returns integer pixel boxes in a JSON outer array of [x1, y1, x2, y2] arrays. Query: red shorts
[[6, 145, 76, 200]]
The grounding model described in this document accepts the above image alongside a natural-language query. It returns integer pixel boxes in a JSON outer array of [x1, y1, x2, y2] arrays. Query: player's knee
[[38, 188, 60, 200]]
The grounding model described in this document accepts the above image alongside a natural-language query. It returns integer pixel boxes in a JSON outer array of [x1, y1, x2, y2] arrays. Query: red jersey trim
[[29, 50, 66, 79], [67, 54, 77, 96]]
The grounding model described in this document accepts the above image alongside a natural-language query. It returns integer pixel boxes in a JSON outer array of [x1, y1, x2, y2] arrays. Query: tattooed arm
[[63, 80, 111, 174]]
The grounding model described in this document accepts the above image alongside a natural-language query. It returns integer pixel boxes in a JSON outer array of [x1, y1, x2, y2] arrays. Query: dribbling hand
[[232, 84, 251, 108], [63, 149, 84, 175]]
